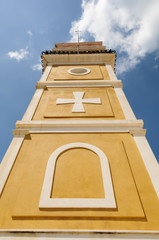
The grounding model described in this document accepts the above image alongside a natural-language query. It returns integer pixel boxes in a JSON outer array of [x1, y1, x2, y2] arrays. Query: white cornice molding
[[16, 119, 144, 129], [47, 62, 108, 67], [0, 229, 159, 236], [12, 128, 146, 136], [42, 53, 116, 71], [0, 231, 159, 240], [36, 80, 122, 88], [0, 229, 159, 234], [12, 129, 29, 136], [13, 120, 145, 136], [49, 62, 108, 65], [13, 129, 146, 136], [130, 129, 147, 136]]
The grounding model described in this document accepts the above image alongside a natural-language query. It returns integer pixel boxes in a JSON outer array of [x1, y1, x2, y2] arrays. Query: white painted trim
[[130, 129, 146, 136], [22, 65, 52, 121], [56, 91, 101, 112], [37, 80, 122, 88], [134, 136, 159, 198], [0, 127, 145, 197], [43, 53, 115, 71], [16, 119, 144, 129], [105, 64, 118, 81], [0, 232, 159, 240], [13, 128, 145, 136], [47, 62, 114, 67], [39, 65, 52, 82], [22, 89, 44, 121], [42, 53, 116, 74], [114, 88, 136, 120], [0, 229, 159, 234], [39, 142, 116, 209], [14, 119, 145, 136], [68, 67, 90, 75], [0, 136, 25, 196], [12, 129, 29, 136], [48, 62, 107, 66]]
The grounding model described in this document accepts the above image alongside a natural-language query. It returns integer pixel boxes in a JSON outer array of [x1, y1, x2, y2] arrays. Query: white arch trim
[[39, 142, 116, 209]]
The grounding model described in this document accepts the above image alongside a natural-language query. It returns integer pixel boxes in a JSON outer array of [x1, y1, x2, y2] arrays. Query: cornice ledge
[[12, 129, 146, 135], [12, 129, 30, 136], [0, 229, 159, 234], [130, 129, 147, 136], [16, 119, 144, 129], [42, 53, 116, 72], [13, 120, 145, 135], [36, 80, 122, 88]]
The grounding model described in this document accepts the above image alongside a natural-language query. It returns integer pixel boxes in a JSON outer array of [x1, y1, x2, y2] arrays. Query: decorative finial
[[75, 30, 81, 54]]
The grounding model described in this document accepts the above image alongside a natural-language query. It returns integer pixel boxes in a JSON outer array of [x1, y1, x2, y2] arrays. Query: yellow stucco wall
[[47, 65, 110, 81], [51, 148, 105, 198], [33, 87, 125, 120], [0, 132, 158, 230]]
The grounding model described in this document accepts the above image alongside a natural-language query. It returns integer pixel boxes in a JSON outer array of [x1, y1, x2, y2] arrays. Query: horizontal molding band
[[36, 80, 122, 88], [16, 120, 144, 129], [14, 120, 145, 136], [12, 128, 146, 136], [0, 229, 159, 234], [49, 62, 110, 65]]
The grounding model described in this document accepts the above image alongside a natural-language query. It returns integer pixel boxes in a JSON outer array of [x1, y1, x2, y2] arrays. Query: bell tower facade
[[0, 41, 159, 239]]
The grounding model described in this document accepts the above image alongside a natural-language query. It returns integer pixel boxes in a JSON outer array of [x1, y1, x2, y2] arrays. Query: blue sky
[[0, 0, 159, 162]]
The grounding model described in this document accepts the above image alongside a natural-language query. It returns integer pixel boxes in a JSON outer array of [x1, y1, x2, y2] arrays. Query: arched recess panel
[[51, 147, 105, 199], [39, 142, 116, 209]]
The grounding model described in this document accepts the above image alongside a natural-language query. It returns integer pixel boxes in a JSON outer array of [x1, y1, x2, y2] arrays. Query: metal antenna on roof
[[75, 30, 81, 54]]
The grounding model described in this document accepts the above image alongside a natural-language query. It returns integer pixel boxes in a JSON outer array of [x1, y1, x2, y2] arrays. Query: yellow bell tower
[[0, 41, 159, 240]]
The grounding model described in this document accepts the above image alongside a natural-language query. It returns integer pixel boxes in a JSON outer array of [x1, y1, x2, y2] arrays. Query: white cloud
[[27, 30, 33, 36], [7, 48, 29, 62], [32, 63, 42, 71], [155, 55, 159, 61], [70, 0, 159, 74], [153, 64, 159, 69]]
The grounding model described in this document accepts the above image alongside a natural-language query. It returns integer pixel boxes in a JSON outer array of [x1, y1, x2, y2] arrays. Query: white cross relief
[[56, 92, 101, 112]]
